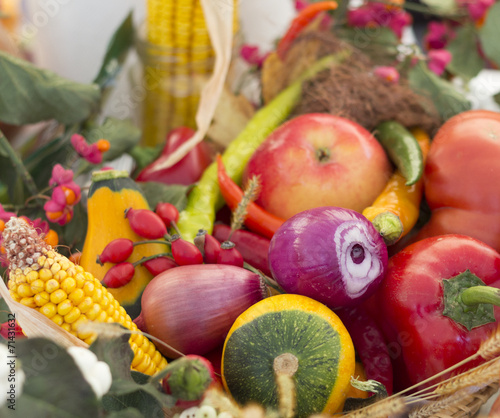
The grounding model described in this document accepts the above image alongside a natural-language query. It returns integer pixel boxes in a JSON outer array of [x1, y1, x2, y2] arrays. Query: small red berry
[[97, 238, 134, 265], [155, 202, 179, 228], [142, 256, 178, 276], [125, 208, 167, 240], [102, 262, 136, 288], [171, 234, 203, 266], [194, 229, 221, 264], [217, 241, 244, 267]]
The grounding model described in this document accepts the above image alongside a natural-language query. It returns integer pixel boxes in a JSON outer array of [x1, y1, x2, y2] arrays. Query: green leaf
[[420, 0, 457, 14], [90, 329, 135, 381], [0, 51, 100, 125], [408, 60, 471, 121], [93, 12, 135, 88], [61, 202, 88, 253], [494, 91, 500, 106], [0, 297, 11, 323], [0, 154, 25, 204], [14, 338, 99, 417], [479, 1, 500, 67], [85, 117, 142, 162], [138, 182, 190, 211], [129, 145, 163, 175], [106, 408, 145, 418], [447, 23, 484, 81]]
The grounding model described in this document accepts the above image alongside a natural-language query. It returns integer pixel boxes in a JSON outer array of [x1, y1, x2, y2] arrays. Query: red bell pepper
[[136, 127, 212, 186], [417, 110, 500, 252], [368, 234, 500, 392]]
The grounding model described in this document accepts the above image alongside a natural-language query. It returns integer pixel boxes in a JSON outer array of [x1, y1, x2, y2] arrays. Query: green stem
[[133, 239, 171, 247], [0, 129, 39, 197], [244, 262, 286, 295], [461, 286, 500, 308], [132, 252, 174, 267]]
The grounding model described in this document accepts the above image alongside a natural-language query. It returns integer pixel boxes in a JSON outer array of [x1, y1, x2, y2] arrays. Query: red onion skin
[[268, 206, 388, 309], [141, 264, 267, 358]]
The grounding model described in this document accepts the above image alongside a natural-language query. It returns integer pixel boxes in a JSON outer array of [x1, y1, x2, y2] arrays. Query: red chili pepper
[[276, 1, 338, 60], [369, 234, 500, 392], [216, 155, 284, 239], [337, 305, 393, 395], [212, 223, 272, 277]]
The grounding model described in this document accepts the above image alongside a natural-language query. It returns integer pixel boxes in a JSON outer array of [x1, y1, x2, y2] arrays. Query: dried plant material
[[276, 373, 297, 418], [342, 396, 407, 418], [151, 0, 235, 170], [204, 387, 243, 417], [479, 324, 500, 360], [0, 280, 87, 349], [207, 83, 255, 148], [433, 358, 500, 397], [408, 390, 468, 418], [230, 175, 261, 233]]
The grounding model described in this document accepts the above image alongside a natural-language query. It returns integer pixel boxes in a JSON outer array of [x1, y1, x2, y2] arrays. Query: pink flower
[[347, 2, 412, 38], [427, 49, 452, 76], [424, 21, 455, 50], [373, 66, 400, 83], [0, 204, 16, 223], [71, 134, 104, 164], [295, 0, 308, 11], [240, 44, 268, 68], [49, 164, 74, 187], [457, 0, 495, 22]]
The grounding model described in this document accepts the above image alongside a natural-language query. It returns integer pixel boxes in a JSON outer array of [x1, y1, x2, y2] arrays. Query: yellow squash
[[80, 169, 167, 318]]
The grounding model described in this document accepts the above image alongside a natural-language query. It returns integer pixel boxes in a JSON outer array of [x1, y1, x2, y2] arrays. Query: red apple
[[243, 113, 392, 219]]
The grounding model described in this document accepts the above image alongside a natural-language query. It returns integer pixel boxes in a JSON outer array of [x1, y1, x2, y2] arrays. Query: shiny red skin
[[102, 262, 136, 288], [420, 110, 500, 252], [171, 236, 204, 266], [97, 238, 134, 265], [125, 208, 167, 240], [136, 126, 212, 186], [142, 256, 178, 276], [370, 234, 500, 392], [155, 202, 180, 228], [217, 242, 244, 268]]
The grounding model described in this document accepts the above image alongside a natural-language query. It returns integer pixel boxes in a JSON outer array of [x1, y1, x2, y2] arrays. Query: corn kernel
[[59, 258, 70, 271], [50, 262, 61, 275], [68, 288, 85, 305], [86, 304, 101, 321], [34, 291, 50, 307], [40, 302, 57, 318], [17, 283, 33, 298], [26, 270, 39, 283], [39, 268, 53, 281], [84, 272, 94, 282], [45, 279, 59, 293], [106, 304, 115, 317], [9, 292, 20, 303], [76, 265, 84, 273], [50, 289, 67, 305], [66, 266, 77, 277], [52, 314, 64, 326], [77, 297, 93, 314], [92, 287, 103, 303], [131, 347, 143, 368], [61, 277, 76, 294], [71, 315, 88, 332], [54, 270, 67, 281], [100, 295, 110, 310], [64, 307, 81, 324], [75, 273, 86, 288], [61, 323, 72, 333], [30, 279, 45, 294], [57, 299, 73, 316], [20, 297, 36, 308], [83, 281, 95, 296], [135, 355, 152, 373], [84, 335, 96, 345]]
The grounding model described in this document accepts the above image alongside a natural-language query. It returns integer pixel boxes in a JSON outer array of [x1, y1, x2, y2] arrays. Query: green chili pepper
[[176, 52, 350, 242], [374, 120, 424, 186]]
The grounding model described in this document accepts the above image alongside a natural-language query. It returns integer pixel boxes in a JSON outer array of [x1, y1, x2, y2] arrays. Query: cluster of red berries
[[98, 202, 244, 289]]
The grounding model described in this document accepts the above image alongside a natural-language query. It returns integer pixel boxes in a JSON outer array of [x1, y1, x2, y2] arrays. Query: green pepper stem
[[371, 211, 403, 246], [133, 239, 170, 246], [461, 286, 500, 308]]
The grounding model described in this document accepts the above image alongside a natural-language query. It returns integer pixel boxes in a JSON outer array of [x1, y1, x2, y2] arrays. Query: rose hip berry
[[125, 208, 167, 240], [97, 238, 134, 265], [142, 256, 178, 276], [155, 202, 180, 228], [217, 241, 244, 267], [170, 234, 204, 266], [194, 229, 221, 264], [102, 262, 136, 288]]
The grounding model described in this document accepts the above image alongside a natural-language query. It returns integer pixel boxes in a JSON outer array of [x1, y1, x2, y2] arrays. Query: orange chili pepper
[[362, 127, 431, 245], [276, 1, 338, 60], [216, 155, 284, 239]]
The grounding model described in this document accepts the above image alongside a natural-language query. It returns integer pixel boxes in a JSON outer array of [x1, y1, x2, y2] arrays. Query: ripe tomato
[[417, 110, 500, 251]]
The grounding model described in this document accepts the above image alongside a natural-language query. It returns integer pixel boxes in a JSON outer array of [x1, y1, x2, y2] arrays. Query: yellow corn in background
[[140, 0, 239, 146], [3, 217, 168, 376]]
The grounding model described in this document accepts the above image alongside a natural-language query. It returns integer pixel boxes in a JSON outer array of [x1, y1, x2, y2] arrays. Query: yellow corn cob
[[3, 217, 168, 376], [141, 0, 239, 146]]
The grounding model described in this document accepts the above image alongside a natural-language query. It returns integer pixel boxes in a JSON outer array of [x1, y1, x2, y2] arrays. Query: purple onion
[[268, 206, 388, 309]]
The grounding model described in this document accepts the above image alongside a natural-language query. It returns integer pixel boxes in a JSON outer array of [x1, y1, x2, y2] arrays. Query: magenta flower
[[49, 164, 74, 187], [45, 165, 81, 225], [424, 21, 455, 50], [427, 49, 452, 76], [71, 134, 103, 164], [373, 66, 400, 83], [457, 0, 494, 22], [295, 0, 308, 11], [0, 204, 16, 223], [240, 44, 268, 68], [347, 2, 412, 38]]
